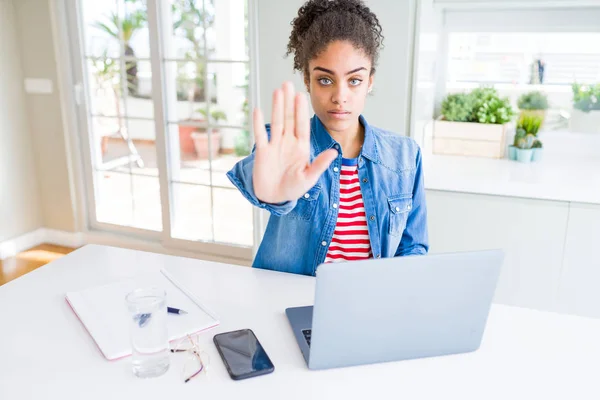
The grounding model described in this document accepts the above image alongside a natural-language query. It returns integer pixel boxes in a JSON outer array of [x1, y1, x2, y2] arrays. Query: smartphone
[[213, 329, 275, 380]]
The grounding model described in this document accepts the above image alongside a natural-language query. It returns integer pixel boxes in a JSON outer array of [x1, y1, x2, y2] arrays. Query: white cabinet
[[425, 190, 569, 312], [556, 203, 600, 318]]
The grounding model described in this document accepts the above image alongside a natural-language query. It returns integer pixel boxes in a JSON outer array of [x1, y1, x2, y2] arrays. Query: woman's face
[[305, 40, 374, 134]]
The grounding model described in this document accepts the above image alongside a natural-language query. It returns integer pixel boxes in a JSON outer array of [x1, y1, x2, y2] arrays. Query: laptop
[[286, 249, 504, 370]]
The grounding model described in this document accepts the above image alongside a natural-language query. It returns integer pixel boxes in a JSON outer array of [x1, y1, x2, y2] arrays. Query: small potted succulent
[[509, 113, 543, 162], [508, 128, 523, 160], [531, 139, 543, 162], [514, 129, 536, 163], [517, 91, 549, 123]]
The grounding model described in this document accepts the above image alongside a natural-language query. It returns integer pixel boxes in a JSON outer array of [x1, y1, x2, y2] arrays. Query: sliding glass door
[[67, 0, 257, 259]]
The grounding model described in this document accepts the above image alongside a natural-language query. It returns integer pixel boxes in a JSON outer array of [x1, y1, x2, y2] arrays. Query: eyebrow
[[312, 66, 368, 75]]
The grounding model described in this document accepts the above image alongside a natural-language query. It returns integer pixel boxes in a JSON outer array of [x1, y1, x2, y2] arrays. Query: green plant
[[93, 1, 146, 95], [518, 91, 549, 110], [517, 133, 536, 150], [513, 128, 526, 147], [532, 139, 543, 149], [440, 87, 514, 124], [235, 97, 252, 156], [470, 87, 514, 124], [441, 93, 472, 122], [93, 11, 146, 45], [517, 114, 543, 136], [89, 50, 132, 122], [572, 83, 600, 112], [235, 129, 251, 156], [196, 108, 228, 124]]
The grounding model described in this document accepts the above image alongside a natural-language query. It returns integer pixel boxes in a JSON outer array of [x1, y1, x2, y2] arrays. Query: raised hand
[[252, 82, 338, 204]]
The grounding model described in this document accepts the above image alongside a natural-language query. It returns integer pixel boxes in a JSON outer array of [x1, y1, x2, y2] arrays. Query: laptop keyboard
[[302, 329, 312, 347]]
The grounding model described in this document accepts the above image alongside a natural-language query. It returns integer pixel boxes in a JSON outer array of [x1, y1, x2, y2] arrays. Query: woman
[[227, 0, 428, 276]]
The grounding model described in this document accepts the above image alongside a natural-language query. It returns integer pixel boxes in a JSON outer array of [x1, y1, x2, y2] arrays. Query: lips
[[328, 110, 351, 119]]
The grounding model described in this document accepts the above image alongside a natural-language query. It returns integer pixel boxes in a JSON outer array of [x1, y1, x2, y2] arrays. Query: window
[[446, 32, 600, 126], [71, 0, 255, 258], [448, 33, 600, 86]]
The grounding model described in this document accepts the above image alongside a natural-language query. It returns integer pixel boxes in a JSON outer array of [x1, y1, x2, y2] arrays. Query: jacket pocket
[[286, 185, 322, 220], [388, 194, 413, 236]]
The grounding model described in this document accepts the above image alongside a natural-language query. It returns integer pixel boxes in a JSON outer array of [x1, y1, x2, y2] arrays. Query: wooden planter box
[[433, 120, 510, 159], [570, 109, 600, 134]]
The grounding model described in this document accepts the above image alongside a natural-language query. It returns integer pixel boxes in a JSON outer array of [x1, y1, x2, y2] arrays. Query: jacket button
[[321, 241, 327, 246], [395, 207, 400, 212], [304, 193, 310, 199], [333, 167, 339, 173], [369, 215, 375, 221], [362, 178, 368, 183], [376, 254, 381, 258]]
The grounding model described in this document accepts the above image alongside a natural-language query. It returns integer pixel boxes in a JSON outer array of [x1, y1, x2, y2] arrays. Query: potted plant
[[514, 130, 536, 163], [434, 87, 514, 158], [517, 91, 549, 123], [509, 114, 543, 162], [508, 128, 524, 161], [190, 108, 228, 159], [570, 83, 600, 134], [532, 139, 543, 162]]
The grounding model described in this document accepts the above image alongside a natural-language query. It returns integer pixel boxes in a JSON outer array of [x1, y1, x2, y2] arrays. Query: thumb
[[304, 148, 338, 184]]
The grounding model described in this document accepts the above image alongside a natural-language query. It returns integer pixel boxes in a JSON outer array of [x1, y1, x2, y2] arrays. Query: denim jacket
[[226, 115, 428, 276]]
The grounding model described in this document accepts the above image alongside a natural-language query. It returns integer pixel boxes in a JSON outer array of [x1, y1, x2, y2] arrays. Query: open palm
[[252, 82, 338, 204]]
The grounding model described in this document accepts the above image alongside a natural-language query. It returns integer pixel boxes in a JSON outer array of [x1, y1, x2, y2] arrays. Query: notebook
[[65, 268, 219, 360]]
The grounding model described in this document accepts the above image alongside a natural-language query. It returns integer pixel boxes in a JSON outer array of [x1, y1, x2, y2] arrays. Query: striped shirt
[[324, 157, 372, 263]]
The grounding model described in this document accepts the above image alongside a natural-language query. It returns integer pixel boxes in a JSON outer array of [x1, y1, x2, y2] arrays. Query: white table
[[1, 245, 599, 399]]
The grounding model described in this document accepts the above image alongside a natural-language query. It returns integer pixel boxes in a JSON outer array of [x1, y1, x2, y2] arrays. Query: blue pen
[[168, 307, 188, 315]]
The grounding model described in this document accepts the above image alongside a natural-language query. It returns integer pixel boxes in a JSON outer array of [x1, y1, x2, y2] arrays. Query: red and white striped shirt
[[324, 157, 372, 263]]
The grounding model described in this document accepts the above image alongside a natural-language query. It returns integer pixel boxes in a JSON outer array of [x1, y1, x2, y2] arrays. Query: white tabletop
[[1, 244, 599, 399], [420, 129, 600, 205], [423, 153, 600, 205]]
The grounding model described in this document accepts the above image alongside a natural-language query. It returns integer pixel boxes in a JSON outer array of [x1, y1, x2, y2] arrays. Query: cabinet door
[[425, 190, 569, 312], [556, 203, 600, 318]]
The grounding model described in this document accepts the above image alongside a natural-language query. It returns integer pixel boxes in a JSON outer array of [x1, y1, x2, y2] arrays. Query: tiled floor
[[0, 244, 75, 286]]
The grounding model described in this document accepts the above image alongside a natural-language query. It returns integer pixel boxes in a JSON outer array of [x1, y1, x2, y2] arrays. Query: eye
[[318, 77, 333, 86], [349, 78, 363, 86]]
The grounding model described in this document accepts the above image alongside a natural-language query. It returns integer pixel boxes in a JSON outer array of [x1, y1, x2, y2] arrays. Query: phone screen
[[213, 329, 274, 380]]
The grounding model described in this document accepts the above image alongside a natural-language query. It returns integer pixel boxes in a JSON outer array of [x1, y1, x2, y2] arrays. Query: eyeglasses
[[170, 334, 210, 383]]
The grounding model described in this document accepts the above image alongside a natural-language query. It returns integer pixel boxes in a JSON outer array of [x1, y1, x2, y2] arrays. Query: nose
[[331, 84, 348, 105]]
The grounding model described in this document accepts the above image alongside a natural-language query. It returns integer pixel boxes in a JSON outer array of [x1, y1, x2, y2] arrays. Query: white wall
[[0, 0, 43, 242], [256, 0, 417, 135], [12, 0, 77, 233]]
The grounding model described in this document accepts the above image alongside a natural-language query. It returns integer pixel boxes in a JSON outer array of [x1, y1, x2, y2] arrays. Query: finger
[[283, 81, 296, 137], [270, 88, 283, 144], [252, 107, 267, 149], [295, 92, 310, 141], [303, 149, 338, 184]]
